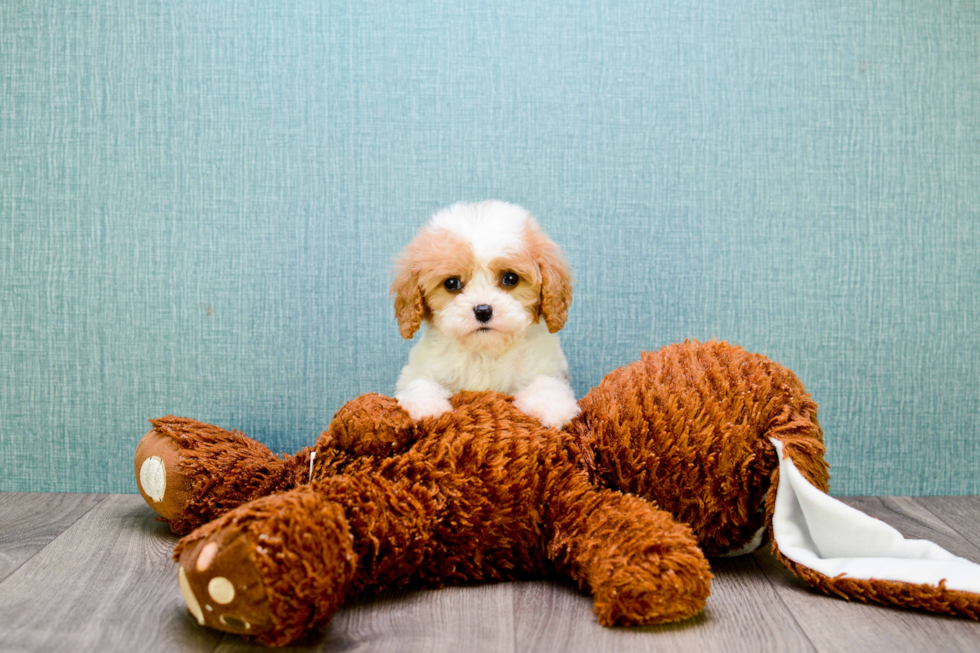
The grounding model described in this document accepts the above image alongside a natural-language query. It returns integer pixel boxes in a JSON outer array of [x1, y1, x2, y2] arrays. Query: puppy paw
[[395, 378, 453, 421], [514, 375, 580, 428]]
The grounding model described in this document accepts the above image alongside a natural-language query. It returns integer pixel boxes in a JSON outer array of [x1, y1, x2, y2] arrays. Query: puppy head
[[391, 201, 572, 350]]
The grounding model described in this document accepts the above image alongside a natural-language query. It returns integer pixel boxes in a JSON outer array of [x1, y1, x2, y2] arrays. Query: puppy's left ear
[[528, 222, 573, 333], [390, 260, 426, 339]]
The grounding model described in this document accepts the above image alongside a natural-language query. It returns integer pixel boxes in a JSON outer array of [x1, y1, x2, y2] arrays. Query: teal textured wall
[[1, 1, 978, 495]]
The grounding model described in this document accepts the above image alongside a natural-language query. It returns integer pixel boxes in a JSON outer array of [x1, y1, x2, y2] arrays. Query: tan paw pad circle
[[208, 576, 236, 604], [196, 542, 218, 571], [139, 456, 166, 503]]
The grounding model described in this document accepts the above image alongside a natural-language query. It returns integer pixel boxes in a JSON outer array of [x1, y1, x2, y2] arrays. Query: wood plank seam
[[748, 552, 821, 652], [914, 497, 980, 558], [0, 493, 110, 588]]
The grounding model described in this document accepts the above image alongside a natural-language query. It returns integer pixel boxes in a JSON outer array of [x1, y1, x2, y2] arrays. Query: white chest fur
[[397, 322, 569, 396]]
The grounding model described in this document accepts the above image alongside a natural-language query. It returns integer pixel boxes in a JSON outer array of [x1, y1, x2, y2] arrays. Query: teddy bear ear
[[767, 437, 980, 619], [527, 222, 573, 333], [390, 262, 426, 339]]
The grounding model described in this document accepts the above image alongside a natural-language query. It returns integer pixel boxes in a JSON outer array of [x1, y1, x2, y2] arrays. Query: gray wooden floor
[[1, 494, 979, 652]]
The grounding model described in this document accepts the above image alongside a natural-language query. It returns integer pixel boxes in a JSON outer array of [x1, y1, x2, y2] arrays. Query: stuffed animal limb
[[133, 394, 421, 536], [546, 481, 711, 626], [174, 486, 356, 646], [134, 416, 312, 534]]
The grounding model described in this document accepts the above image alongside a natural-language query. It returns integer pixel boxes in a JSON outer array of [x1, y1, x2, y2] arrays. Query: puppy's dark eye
[[444, 277, 462, 291], [501, 272, 519, 287]]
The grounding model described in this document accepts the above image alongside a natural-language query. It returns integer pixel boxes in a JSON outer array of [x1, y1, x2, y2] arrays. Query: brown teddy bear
[[134, 340, 980, 647]]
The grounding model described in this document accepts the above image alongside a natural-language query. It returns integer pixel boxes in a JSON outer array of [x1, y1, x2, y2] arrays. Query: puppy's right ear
[[390, 257, 426, 339]]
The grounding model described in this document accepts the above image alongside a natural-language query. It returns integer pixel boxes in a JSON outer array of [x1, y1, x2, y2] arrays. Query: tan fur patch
[[488, 252, 543, 320], [391, 228, 476, 338], [414, 230, 477, 315], [521, 222, 573, 332]]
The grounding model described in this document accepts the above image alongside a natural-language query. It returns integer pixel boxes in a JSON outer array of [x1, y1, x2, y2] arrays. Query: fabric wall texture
[[1, 1, 977, 495]]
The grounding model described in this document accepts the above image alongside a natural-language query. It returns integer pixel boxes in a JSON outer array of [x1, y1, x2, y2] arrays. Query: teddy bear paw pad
[[176, 533, 273, 637], [134, 429, 194, 520], [139, 456, 166, 502]]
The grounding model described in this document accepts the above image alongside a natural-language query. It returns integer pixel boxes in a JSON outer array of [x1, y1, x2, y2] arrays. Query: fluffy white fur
[[392, 201, 579, 428]]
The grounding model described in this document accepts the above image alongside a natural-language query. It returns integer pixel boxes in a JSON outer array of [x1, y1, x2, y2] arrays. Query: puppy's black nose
[[474, 304, 493, 323]]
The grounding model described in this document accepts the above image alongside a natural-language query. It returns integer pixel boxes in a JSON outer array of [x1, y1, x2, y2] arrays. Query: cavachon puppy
[[390, 200, 578, 428]]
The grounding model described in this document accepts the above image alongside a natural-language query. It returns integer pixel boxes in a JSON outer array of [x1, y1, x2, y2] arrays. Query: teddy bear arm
[[135, 417, 308, 535], [321, 393, 420, 458], [546, 485, 712, 626]]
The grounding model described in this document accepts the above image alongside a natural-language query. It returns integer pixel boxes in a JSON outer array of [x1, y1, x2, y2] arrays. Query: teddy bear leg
[[135, 416, 310, 534], [548, 486, 712, 626], [173, 473, 439, 645], [173, 485, 357, 647]]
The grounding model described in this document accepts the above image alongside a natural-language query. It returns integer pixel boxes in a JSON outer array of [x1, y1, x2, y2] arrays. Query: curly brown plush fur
[[573, 341, 828, 556], [770, 544, 980, 620], [136, 416, 312, 534], [168, 389, 712, 645], [136, 340, 978, 647]]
